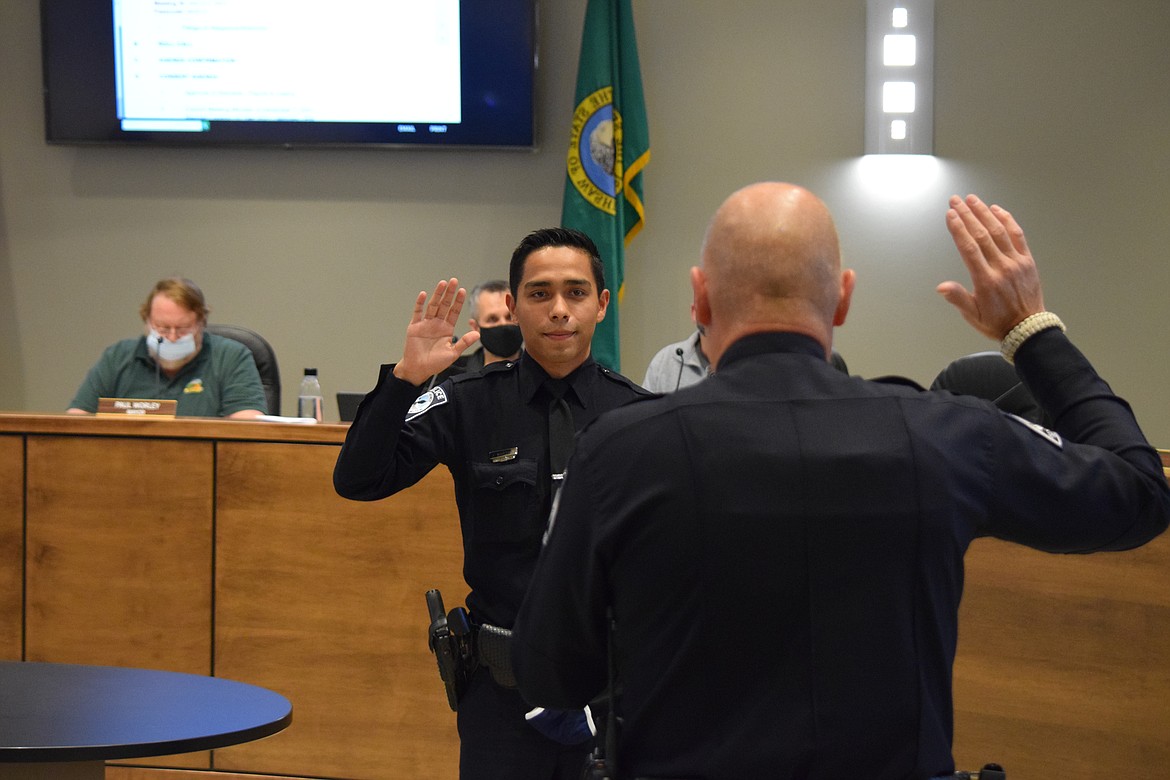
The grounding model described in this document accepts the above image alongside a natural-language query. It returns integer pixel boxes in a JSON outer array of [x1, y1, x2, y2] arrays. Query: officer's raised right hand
[[393, 277, 482, 387], [936, 194, 1046, 341]]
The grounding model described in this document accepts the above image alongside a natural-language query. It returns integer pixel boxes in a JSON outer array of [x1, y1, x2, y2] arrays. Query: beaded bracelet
[[1000, 311, 1066, 364]]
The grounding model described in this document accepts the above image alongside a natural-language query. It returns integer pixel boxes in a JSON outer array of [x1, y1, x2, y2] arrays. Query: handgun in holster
[[426, 589, 476, 711]]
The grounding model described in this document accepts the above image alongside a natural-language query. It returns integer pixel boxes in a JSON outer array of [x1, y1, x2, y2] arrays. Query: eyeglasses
[[149, 321, 200, 338]]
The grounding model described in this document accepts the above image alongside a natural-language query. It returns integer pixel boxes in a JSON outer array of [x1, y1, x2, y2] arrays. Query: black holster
[[425, 589, 476, 711]]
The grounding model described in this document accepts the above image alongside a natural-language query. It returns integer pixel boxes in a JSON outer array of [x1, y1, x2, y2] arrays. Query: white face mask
[[147, 329, 198, 363]]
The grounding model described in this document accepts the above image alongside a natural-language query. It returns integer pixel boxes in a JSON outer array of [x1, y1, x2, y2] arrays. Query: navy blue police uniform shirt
[[333, 353, 651, 629], [512, 329, 1170, 780]]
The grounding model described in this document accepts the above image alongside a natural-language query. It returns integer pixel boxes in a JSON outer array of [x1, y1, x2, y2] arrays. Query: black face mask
[[478, 324, 523, 358]]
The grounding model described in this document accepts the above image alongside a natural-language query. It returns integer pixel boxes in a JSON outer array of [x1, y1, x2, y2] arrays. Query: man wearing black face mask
[[466, 279, 524, 367]]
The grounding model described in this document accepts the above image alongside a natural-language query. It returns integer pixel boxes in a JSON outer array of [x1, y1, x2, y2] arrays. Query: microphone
[[155, 335, 164, 395], [674, 347, 685, 391]]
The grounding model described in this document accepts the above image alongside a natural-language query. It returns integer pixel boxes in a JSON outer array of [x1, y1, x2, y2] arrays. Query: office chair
[[205, 323, 281, 415], [931, 351, 1046, 425]]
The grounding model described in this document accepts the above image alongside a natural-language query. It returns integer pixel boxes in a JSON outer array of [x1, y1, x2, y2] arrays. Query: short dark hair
[[508, 227, 605, 298]]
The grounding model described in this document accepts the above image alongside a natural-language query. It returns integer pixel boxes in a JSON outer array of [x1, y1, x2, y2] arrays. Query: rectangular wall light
[[865, 0, 934, 155]]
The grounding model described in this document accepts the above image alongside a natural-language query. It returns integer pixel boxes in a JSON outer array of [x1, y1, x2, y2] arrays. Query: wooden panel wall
[[108, 771, 315, 780], [952, 533, 1170, 778], [0, 435, 22, 661], [213, 444, 464, 779], [1, 417, 467, 780], [24, 435, 214, 670], [24, 434, 215, 771]]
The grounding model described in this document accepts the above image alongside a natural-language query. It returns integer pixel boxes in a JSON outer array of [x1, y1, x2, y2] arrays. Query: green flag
[[562, 0, 649, 372]]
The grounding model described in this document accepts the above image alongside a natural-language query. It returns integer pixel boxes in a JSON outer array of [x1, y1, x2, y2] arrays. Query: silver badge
[[489, 447, 519, 463]]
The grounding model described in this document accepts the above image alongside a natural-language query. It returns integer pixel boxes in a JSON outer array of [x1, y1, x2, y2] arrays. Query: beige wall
[[2, 1, 1168, 440]]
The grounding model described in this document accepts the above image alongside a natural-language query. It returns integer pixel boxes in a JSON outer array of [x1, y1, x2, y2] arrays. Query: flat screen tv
[[41, 0, 537, 149]]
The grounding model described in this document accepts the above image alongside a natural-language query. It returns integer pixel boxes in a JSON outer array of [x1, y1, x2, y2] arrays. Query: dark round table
[[0, 661, 292, 779]]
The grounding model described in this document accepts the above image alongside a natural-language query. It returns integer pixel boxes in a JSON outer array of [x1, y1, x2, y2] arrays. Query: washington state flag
[[562, 0, 649, 372]]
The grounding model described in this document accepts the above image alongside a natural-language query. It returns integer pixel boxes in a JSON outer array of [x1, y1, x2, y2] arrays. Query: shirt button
[[494, 476, 504, 486]]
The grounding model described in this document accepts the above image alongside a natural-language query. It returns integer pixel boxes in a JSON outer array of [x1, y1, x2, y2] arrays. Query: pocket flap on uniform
[[470, 459, 539, 492]]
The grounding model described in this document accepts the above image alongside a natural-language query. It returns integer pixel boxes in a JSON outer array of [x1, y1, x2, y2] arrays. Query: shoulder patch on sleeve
[[405, 386, 449, 422], [1007, 413, 1063, 448]]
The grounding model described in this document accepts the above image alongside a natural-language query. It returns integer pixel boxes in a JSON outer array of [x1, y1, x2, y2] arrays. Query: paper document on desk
[[255, 415, 318, 424]]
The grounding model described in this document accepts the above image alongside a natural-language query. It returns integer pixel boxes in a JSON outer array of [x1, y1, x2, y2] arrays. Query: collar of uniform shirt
[[719, 331, 826, 369], [517, 352, 593, 410]]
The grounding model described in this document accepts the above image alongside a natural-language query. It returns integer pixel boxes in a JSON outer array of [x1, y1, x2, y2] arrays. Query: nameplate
[[97, 398, 178, 418]]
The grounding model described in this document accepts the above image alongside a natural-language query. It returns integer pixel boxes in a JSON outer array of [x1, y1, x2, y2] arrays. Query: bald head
[[693, 182, 853, 365]]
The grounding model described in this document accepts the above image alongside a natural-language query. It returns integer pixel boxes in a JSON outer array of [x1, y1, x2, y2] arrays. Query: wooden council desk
[[0, 413, 466, 780], [1, 414, 1168, 780]]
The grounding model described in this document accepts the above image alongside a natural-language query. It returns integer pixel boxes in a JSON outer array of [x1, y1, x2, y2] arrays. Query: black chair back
[[931, 351, 1046, 425], [205, 324, 281, 415]]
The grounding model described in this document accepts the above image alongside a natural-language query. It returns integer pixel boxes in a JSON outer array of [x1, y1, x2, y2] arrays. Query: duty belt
[[425, 590, 518, 708], [476, 622, 517, 689]]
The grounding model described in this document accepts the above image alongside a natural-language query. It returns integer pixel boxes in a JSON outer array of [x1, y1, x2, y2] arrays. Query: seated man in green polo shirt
[[67, 277, 267, 419]]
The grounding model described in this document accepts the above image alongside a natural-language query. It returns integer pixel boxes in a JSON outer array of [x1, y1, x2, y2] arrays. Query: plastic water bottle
[[297, 368, 324, 422]]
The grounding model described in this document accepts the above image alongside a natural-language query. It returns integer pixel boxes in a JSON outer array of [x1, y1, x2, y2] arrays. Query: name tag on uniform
[[489, 446, 518, 463]]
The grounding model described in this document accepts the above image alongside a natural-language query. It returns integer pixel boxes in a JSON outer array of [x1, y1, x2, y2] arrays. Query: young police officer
[[334, 228, 650, 780]]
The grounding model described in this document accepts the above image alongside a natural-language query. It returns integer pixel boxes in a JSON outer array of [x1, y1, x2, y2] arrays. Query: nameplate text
[[97, 398, 178, 418]]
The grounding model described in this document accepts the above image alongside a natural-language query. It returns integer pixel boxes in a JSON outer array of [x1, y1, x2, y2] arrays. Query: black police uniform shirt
[[511, 329, 1170, 780], [333, 352, 650, 629]]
